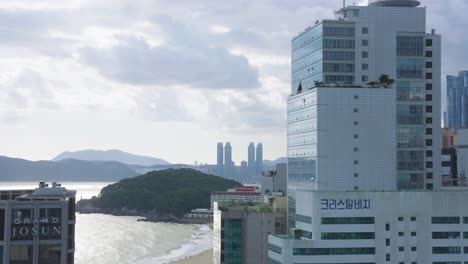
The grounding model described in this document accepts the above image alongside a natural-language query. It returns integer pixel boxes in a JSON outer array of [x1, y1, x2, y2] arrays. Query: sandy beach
[[166, 250, 212, 264]]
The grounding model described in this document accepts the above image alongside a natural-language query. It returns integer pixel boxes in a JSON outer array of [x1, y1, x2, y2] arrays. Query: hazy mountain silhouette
[[0, 155, 137, 182], [52, 149, 170, 166]]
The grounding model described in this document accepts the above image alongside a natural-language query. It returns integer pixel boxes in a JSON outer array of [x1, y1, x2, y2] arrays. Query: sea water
[[0, 182, 213, 264]]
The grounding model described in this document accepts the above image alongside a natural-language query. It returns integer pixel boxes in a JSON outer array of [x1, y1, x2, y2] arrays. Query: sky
[[0, 0, 467, 165]]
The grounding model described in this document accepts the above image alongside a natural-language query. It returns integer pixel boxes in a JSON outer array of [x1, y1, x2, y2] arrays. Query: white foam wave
[[136, 224, 213, 264]]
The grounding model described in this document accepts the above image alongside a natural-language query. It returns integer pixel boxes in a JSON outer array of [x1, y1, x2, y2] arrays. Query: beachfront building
[[213, 195, 287, 264], [264, 0, 468, 263], [210, 186, 262, 210], [0, 182, 76, 264]]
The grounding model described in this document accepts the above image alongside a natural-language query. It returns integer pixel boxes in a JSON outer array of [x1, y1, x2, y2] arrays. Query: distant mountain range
[[53, 149, 170, 166], [0, 156, 137, 182], [0, 149, 286, 182]]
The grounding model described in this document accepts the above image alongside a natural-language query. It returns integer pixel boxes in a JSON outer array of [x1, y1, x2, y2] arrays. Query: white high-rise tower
[[268, 1, 468, 264]]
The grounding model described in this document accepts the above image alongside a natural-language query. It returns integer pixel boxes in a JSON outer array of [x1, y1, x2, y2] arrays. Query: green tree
[[378, 74, 395, 88]]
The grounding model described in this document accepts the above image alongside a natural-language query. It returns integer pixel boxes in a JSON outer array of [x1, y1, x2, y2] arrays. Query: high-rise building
[[447, 71, 468, 130], [0, 182, 76, 264], [256, 143, 263, 177], [217, 142, 224, 177], [248, 143, 256, 178], [287, 0, 440, 196], [240, 160, 248, 177], [266, 1, 468, 263], [224, 142, 234, 179]]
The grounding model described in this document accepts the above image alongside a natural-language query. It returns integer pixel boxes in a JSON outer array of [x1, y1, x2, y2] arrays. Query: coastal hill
[[53, 149, 170, 166], [0, 155, 137, 181], [77, 168, 240, 220]]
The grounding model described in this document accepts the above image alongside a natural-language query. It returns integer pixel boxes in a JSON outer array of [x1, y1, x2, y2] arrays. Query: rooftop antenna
[[343, 0, 346, 9]]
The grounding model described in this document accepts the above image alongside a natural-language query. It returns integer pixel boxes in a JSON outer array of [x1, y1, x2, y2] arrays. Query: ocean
[[0, 182, 213, 264]]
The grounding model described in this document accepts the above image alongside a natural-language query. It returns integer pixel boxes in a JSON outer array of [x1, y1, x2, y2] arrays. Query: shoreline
[[165, 250, 213, 264]]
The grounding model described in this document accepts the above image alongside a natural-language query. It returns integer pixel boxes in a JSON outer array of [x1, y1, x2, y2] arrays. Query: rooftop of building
[[0, 182, 76, 202], [215, 201, 286, 213]]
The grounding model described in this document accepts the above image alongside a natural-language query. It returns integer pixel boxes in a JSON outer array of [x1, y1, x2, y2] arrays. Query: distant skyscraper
[[248, 143, 256, 178], [240, 160, 248, 177], [447, 71, 468, 130], [224, 142, 233, 178], [255, 143, 263, 177], [216, 143, 224, 177]]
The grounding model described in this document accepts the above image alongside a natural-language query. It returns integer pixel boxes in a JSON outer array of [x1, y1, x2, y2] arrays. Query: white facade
[[271, 1, 452, 263], [288, 87, 396, 192], [269, 190, 468, 264]]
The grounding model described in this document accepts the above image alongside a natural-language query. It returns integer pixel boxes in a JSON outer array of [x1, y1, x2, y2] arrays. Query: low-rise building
[[184, 208, 213, 219], [0, 182, 76, 264], [260, 163, 287, 200], [213, 195, 287, 264]]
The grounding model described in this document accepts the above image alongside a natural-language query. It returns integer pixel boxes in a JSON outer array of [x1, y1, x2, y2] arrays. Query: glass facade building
[[395, 34, 427, 189], [447, 71, 468, 130]]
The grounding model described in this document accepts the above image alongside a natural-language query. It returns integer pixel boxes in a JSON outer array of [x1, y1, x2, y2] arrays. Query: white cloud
[[0, 0, 465, 163]]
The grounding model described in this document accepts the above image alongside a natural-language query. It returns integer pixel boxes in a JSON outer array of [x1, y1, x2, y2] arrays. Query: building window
[[432, 232, 461, 239], [426, 39, 433, 46], [320, 232, 375, 240], [426, 94, 432, 101], [426, 73, 433, 80], [362, 27, 369, 34], [354, 108, 359, 112], [386, 238, 390, 246], [411, 247, 417, 251], [426, 139, 433, 146], [354, 160, 359, 165], [398, 232, 404, 236], [411, 216, 416, 221], [354, 186, 359, 190], [398, 217, 404, 221], [426, 183, 433, 189], [354, 173, 359, 177], [354, 121, 359, 126], [426, 172, 433, 179], [354, 134, 359, 139], [321, 217, 374, 225], [426, 117, 432, 124], [426, 83, 432, 90], [426, 105, 433, 113], [362, 64, 368, 70], [292, 247, 375, 256], [399, 247, 404, 252], [432, 246, 461, 254], [354, 95, 359, 99], [411, 232, 417, 236], [362, 75, 368, 82], [426, 61, 432, 68], [354, 147, 359, 152], [426, 51, 433, 57], [362, 51, 368, 58], [362, 39, 368, 46], [385, 223, 390, 231], [426, 128, 433, 135], [386, 254, 390, 261], [432, 217, 460, 224]]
